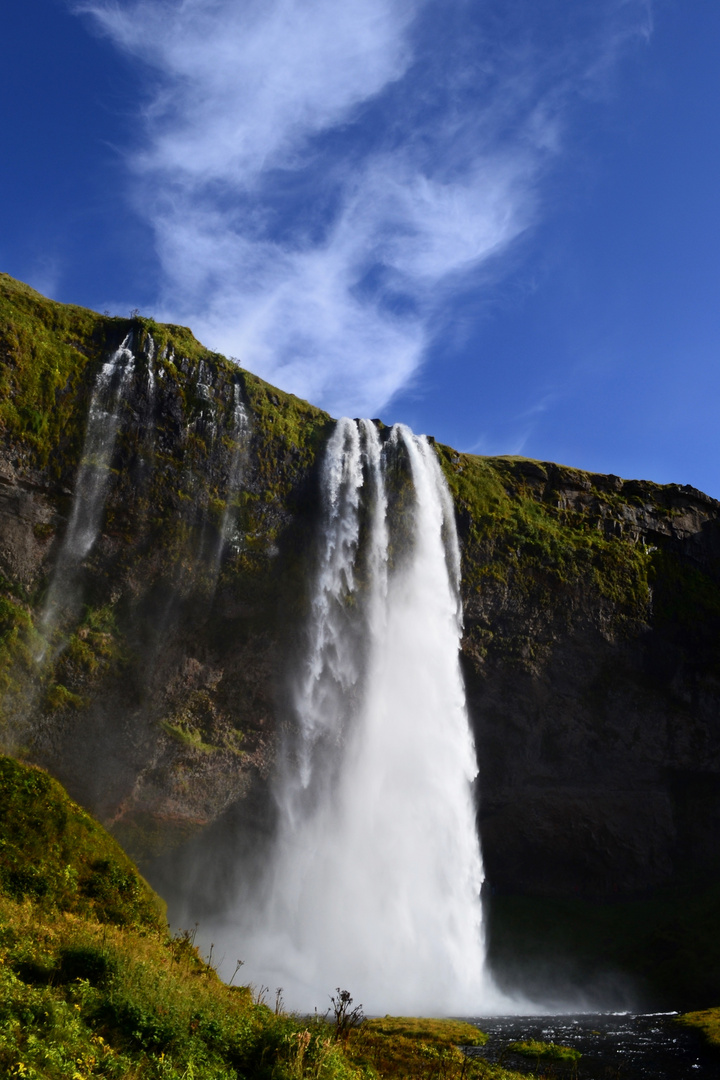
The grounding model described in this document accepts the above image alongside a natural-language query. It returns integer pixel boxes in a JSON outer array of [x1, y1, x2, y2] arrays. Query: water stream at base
[[464, 1013, 717, 1078], [212, 418, 514, 1015]]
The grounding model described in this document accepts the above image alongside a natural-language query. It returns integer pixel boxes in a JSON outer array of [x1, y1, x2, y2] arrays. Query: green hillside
[[0, 755, 526, 1080]]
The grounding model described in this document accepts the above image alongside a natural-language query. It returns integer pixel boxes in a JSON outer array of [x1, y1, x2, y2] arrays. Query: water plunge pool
[[463, 1012, 716, 1078]]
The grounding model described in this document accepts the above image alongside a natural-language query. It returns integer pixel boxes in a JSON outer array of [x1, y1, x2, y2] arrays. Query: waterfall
[[145, 332, 156, 404], [61, 336, 135, 562], [223, 417, 506, 1015], [214, 382, 250, 568], [38, 337, 135, 655]]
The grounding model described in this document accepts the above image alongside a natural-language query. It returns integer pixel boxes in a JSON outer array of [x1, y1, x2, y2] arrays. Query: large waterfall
[[221, 418, 503, 1014]]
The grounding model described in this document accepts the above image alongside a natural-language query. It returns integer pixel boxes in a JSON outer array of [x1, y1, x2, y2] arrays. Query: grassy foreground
[[0, 755, 529, 1080], [678, 1008, 720, 1050]]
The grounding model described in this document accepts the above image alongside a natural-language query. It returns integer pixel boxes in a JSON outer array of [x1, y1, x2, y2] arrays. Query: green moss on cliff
[[0, 275, 332, 756], [0, 274, 111, 473], [55, 603, 126, 685], [437, 447, 653, 660], [0, 596, 36, 690]]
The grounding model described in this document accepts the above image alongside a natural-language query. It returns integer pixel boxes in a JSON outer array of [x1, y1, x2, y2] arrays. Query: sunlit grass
[[0, 755, 530, 1080], [508, 1038, 581, 1063], [678, 1007, 720, 1048], [344, 1015, 532, 1080], [364, 1016, 488, 1045]]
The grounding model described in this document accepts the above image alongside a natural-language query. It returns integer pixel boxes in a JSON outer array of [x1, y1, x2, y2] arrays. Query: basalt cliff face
[[1, 273, 719, 1007]]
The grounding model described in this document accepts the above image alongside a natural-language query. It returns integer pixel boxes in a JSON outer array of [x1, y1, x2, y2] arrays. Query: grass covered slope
[[678, 1008, 720, 1049], [0, 755, 526, 1080], [0, 756, 164, 928]]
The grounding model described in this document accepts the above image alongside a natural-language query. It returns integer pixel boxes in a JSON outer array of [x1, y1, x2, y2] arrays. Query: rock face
[[1, 273, 720, 1008], [455, 460, 720, 900], [444, 454, 720, 1006]]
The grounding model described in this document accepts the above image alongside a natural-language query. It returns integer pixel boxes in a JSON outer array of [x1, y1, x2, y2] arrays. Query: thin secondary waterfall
[[213, 383, 250, 570], [145, 331, 156, 403], [60, 335, 135, 563], [230, 417, 504, 1014], [38, 337, 135, 655], [171, 373, 250, 594]]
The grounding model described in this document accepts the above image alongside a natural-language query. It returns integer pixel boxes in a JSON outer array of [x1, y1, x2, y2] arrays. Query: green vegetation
[[678, 1007, 720, 1049], [242, 370, 331, 474], [38, 604, 127, 717], [44, 683, 85, 712], [437, 447, 654, 647], [1, 894, 360, 1080], [0, 595, 39, 727], [507, 1039, 581, 1063], [160, 717, 220, 755], [0, 273, 330, 754], [64, 606, 125, 677], [159, 688, 246, 757], [0, 273, 105, 472], [0, 755, 529, 1080], [3, 277, 720, 1029], [345, 1017, 526, 1080], [362, 1017, 488, 1046], [0, 756, 162, 927]]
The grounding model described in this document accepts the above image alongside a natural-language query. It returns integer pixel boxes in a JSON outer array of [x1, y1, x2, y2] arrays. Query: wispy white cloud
[[79, 0, 417, 185], [77, 0, 652, 416]]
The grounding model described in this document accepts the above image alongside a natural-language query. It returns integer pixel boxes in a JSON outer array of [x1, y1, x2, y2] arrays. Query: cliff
[[1, 272, 719, 1007]]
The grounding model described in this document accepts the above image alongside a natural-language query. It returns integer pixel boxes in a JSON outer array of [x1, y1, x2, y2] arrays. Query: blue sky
[[3, 0, 720, 496]]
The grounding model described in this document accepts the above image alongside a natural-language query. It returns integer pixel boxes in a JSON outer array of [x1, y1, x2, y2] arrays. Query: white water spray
[[225, 418, 507, 1014]]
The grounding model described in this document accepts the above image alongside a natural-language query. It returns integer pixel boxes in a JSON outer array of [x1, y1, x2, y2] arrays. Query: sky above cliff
[[2, 1, 720, 496]]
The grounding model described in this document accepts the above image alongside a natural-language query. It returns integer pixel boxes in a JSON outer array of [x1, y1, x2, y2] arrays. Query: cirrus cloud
[[77, 0, 652, 416]]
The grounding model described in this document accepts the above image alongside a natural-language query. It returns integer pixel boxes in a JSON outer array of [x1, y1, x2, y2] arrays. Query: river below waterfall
[[463, 1013, 716, 1078]]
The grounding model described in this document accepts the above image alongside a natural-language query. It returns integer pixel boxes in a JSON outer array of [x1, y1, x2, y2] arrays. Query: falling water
[[226, 417, 507, 1014], [61, 336, 135, 562], [213, 382, 250, 569], [38, 337, 135, 654], [144, 332, 156, 403]]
